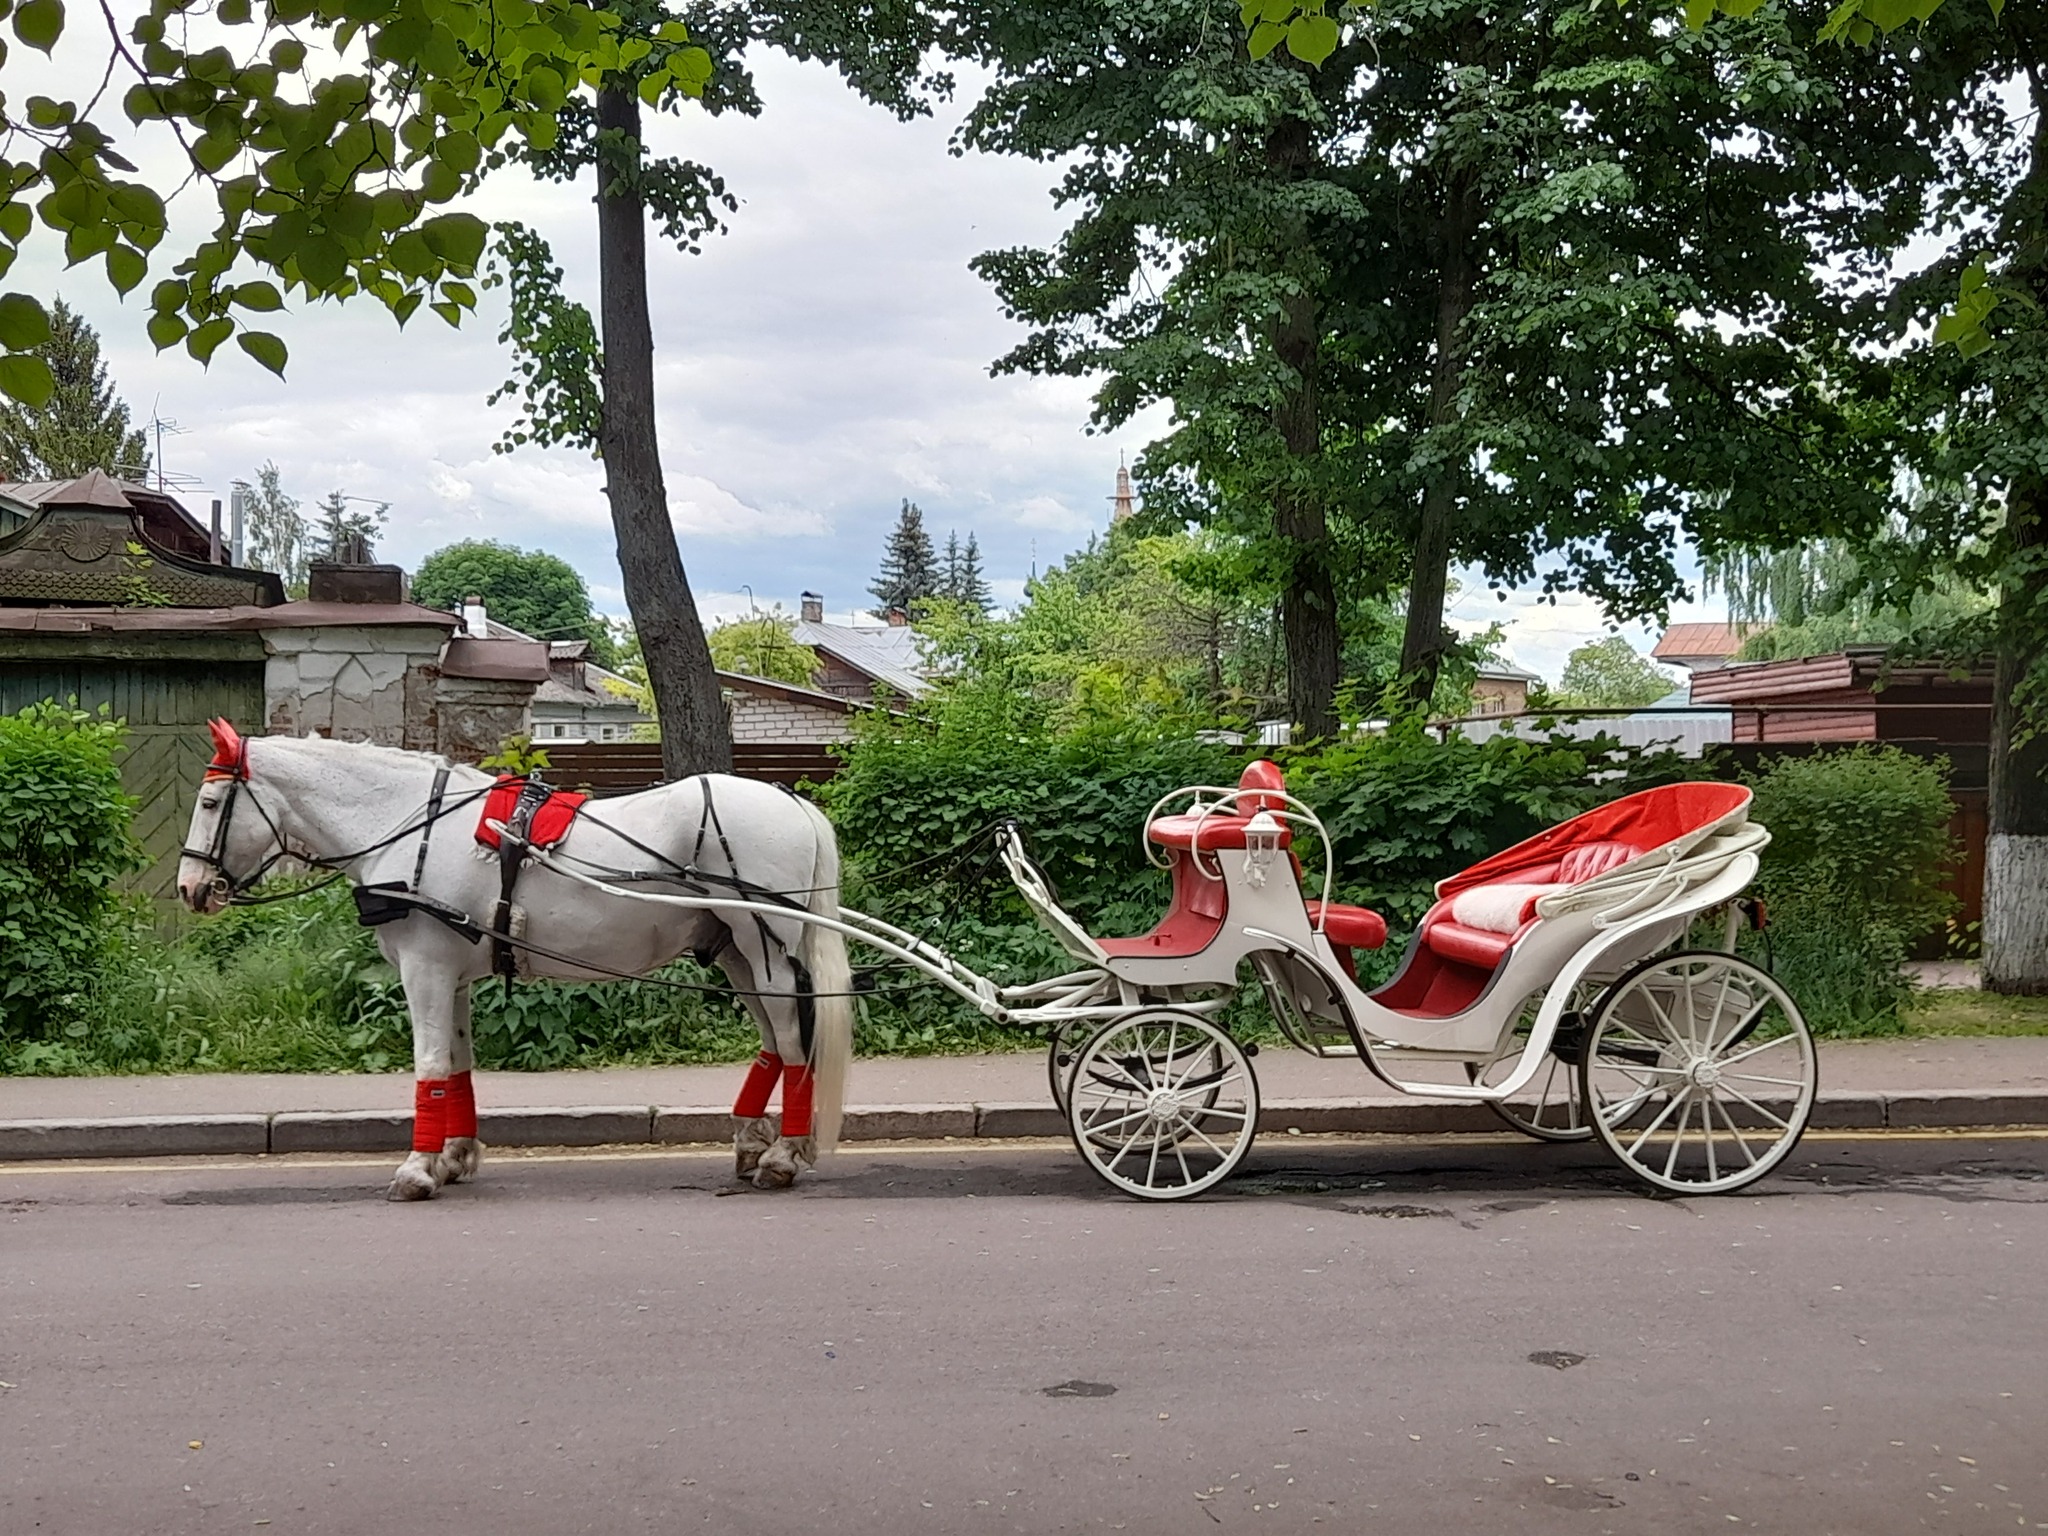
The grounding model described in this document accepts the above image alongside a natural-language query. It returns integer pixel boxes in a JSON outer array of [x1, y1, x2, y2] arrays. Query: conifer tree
[[0, 300, 149, 482], [870, 499, 939, 614], [954, 532, 993, 612]]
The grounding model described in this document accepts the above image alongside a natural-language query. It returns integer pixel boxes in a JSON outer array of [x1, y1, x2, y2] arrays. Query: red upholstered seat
[[1145, 760, 1295, 852], [1421, 919, 1515, 969], [1557, 840, 1638, 883], [1305, 900, 1387, 951]]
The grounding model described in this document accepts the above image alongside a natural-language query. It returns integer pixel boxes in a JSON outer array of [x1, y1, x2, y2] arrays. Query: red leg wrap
[[780, 1063, 815, 1139], [412, 1078, 450, 1153], [734, 1051, 782, 1118], [445, 1071, 477, 1140]]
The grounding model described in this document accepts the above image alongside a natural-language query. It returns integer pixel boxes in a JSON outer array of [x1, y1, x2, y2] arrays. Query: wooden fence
[[541, 741, 841, 796]]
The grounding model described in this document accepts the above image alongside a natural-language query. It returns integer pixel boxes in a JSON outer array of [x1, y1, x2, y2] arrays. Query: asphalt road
[[3, 1132, 2044, 1536]]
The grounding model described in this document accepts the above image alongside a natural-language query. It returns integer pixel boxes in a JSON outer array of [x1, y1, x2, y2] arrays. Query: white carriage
[[529, 758, 1816, 1203]]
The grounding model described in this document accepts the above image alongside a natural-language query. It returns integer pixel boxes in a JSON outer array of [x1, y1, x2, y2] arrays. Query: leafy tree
[[309, 491, 389, 565], [940, 529, 993, 612], [478, 0, 944, 778], [0, 299, 149, 481], [1554, 638, 1676, 711], [239, 462, 307, 595], [707, 610, 822, 686], [412, 540, 616, 665], [0, 0, 707, 406], [958, 0, 1899, 741], [870, 499, 940, 614]]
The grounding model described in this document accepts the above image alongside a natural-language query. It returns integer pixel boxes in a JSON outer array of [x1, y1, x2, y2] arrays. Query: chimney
[[209, 499, 223, 565], [800, 591, 824, 624], [463, 594, 489, 638]]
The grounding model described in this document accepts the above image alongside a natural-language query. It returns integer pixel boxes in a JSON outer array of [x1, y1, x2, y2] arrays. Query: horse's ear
[[206, 718, 243, 774]]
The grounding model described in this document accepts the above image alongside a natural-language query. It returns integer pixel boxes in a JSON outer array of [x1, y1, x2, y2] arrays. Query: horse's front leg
[[389, 949, 468, 1203], [436, 982, 483, 1186]]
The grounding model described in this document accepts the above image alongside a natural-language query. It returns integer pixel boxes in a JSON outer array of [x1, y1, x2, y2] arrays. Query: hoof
[[751, 1136, 815, 1190], [734, 1115, 777, 1179], [438, 1137, 483, 1184], [386, 1169, 437, 1202]]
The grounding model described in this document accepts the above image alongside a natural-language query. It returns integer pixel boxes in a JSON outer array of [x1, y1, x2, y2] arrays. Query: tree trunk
[[1266, 116, 1339, 742], [1984, 482, 2048, 993], [1395, 163, 1483, 713], [595, 84, 732, 779]]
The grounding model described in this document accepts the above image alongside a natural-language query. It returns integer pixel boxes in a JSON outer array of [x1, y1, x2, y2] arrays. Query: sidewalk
[[3, 1035, 2046, 1161]]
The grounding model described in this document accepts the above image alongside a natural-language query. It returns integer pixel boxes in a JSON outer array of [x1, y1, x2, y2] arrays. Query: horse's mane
[[258, 733, 459, 775]]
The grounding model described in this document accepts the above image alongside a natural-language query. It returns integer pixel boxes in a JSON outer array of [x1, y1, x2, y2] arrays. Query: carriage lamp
[[1242, 810, 1283, 888]]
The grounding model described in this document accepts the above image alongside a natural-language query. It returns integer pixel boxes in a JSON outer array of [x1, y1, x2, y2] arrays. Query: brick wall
[[729, 692, 853, 744]]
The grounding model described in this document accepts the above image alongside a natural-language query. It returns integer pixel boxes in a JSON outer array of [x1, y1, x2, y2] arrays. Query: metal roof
[[1652, 622, 1755, 660], [790, 619, 930, 697]]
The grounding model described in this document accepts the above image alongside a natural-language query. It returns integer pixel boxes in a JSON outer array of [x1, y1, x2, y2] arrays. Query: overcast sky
[[25, 46, 1717, 687]]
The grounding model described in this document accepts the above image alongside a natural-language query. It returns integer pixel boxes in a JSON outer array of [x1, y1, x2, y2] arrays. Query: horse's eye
[[200, 798, 220, 810]]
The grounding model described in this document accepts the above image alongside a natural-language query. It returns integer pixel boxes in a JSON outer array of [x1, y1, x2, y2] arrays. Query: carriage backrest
[[1436, 781, 1751, 901]]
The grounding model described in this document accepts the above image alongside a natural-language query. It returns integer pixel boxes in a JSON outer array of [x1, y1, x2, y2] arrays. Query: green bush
[[1742, 746, 1958, 1034], [0, 703, 144, 1040]]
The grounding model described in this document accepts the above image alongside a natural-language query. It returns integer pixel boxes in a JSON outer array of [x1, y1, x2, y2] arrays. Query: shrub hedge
[[0, 704, 144, 1040]]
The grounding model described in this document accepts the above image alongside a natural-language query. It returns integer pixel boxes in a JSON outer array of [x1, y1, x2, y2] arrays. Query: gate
[[1, 656, 266, 901]]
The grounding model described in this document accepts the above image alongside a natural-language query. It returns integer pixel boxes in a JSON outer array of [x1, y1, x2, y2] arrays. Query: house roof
[[0, 601, 457, 633], [1652, 622, 1755, 661], [790, 618, 929, 696], [1476, 660, 1541, 684], [0, 472, 215, 561], [717, 671, 859, 713]]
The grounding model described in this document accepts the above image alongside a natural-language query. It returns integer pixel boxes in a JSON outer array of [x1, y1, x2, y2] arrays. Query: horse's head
[[176, 719, 289, 913]]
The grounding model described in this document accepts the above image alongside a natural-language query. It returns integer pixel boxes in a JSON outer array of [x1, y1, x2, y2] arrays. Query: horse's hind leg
[[437, 983, 482, 1185], [723, 947, 782, 1179]]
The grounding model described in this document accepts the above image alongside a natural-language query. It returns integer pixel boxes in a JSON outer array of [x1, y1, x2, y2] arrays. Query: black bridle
[[181, 738, 492, 906]]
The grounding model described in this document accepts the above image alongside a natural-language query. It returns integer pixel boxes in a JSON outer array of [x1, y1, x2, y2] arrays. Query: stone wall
[[263, 625, 446, 749], [262, 624, 536, 761], [729, 692, 853, 744]]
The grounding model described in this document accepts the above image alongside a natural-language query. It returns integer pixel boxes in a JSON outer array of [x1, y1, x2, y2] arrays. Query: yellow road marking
[[1, 1126, 2044, 1178]]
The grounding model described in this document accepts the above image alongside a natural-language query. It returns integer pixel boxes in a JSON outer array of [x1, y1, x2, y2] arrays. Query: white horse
[[175, 722, 852, 1201]]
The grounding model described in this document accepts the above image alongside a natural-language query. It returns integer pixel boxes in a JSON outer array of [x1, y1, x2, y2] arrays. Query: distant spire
[[1110, 453, 1137, 524]]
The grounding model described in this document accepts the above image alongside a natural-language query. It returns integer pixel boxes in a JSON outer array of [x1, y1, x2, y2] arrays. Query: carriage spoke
[[1069, 1010, 1258, 1200], [1719, 1031, 1799, 1069], [1623, 1088, 1688, 1156], [1716, 1083, 1793, 1131], [1703, 1097, 1719, 1185], [1661, 1095, 1693, 1180], [1711, 1096, 1759, 1168]]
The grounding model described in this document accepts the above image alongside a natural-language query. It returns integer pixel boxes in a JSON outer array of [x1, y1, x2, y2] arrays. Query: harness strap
[[493, 777, 554, 985], [411, 767, 450, 894]]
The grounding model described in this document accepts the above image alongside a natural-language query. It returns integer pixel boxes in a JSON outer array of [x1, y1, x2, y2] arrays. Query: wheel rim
[[1580, 952, 1816, 1195], [1467, 986, 1600, 1143], [1068, 1011, 1259, 1200]]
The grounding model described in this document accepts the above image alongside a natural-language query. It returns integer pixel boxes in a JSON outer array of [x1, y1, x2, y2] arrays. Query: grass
[[1900, 987, 2048, 1037]]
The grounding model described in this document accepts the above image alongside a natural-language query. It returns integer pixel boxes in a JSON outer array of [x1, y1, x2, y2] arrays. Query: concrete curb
[[2, 1088, 2044, 1162]]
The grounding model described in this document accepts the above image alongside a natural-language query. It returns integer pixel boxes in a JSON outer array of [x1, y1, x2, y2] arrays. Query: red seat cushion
[[1421, 917, 1515, 969], [1558, 840, 1639, 883], [1146, 812, 1294, 852], [1306, 900, 1387, 950], [1235, 759, 1287, 814]]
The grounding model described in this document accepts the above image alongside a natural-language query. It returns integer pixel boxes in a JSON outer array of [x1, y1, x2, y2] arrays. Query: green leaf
[[25, 95, 73, 129], [12, 0, 61, 53], [104, 244, 146, 294], [1248, 19, 1287, 57], [146, 310, 187, 349], [420, 159, 462, 203], [0, 203, 29, 244], [1286, 12, 1340, 64], [419, 211, 487, 268], [186, 316, 235, 364], [231, 280, 284, 311], [0, 352, 54, 406], [0, 291, 51, 349], [236, 330, 287, 376], [1683, 0, 1716, 29], [1862, 0, 1918, 31], [297, 234, 348, 290]]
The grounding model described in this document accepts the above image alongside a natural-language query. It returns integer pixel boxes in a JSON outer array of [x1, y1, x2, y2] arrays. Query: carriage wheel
[[1048, 1028, 1078, 1115], [1578, 951, 1816, 1196], [1067, 1010, 1259, 1201], [1466, 984, 1602, 1143]]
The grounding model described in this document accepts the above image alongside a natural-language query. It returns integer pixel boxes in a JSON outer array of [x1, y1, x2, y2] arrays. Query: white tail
[[799, 800, 853, 1154]]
